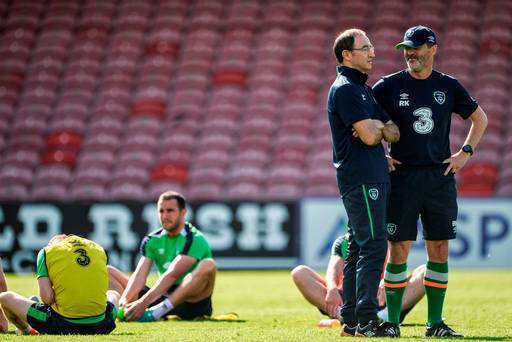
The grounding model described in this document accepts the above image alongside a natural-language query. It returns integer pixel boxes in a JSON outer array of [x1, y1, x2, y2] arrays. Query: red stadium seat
[[151, 164, 188, 184]]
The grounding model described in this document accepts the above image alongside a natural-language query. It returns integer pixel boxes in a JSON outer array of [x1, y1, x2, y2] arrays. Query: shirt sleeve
[[330, 236, 348, 259], [139, 236, 154, 261], [184, 235, 211, 260], [333, 84, 372, 127], [36, 248, 48, 278], [452, 78, 478, 119], [372, 78, 388, 106]]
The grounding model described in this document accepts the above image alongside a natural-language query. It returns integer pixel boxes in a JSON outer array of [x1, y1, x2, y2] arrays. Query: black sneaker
[[425, 321, 463, 337], [356, 320, 398, 337], [340, 323, 357, 336], [380, 321, 400, 337]]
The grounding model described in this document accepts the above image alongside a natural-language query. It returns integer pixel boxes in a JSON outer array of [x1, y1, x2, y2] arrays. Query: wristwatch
[[462, 144, 473, 156]]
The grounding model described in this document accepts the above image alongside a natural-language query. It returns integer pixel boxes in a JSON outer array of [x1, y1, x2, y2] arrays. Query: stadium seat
[[0, 0, 508, 201]]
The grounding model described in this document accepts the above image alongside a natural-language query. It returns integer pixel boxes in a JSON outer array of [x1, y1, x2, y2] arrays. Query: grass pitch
[[1, 270, 511, 341]]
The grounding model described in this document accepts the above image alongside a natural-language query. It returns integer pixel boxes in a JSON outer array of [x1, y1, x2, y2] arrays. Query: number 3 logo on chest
[[412, 107, 434, 134]]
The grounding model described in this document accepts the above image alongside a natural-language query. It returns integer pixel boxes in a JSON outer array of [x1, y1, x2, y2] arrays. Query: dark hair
[[333, 28, 366, 63], [158, 190, 186, 210]]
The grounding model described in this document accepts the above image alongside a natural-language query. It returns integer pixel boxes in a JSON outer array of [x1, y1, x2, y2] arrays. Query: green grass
[[1, 270, 512, 341]]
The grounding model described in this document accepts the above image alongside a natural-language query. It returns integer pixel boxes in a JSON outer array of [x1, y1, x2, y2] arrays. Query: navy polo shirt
[[373, 70, 478, 166], [327, 66, 390, 195]]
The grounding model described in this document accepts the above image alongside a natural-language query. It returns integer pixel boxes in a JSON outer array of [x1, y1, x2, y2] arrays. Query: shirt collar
[[336, 65, 368, 84]]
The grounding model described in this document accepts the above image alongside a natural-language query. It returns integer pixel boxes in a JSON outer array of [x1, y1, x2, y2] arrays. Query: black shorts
[[139, 285, 212, 320], [26, 302, 116, 335], [342, 183, 390, 243], [387, 165, 458, 241]]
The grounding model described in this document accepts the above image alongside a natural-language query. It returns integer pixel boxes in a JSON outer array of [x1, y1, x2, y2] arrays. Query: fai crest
[[433, 91, 445, 104], [387, 223, 397, 235], [368, 188, 379, 200]]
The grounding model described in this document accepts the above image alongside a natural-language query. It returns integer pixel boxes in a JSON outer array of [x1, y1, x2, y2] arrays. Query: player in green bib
[[291, 234, 425, 335], [0, 235, 119, 335], [108, 191, 216, 322]]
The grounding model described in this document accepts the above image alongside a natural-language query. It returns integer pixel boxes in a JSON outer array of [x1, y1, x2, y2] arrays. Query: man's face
[[348, 34, 375, 73], [404, 44, 436, 72], [158, 199, 185, 235]]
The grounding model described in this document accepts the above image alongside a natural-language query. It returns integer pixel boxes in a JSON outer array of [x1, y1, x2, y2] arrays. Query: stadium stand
[[0, 0, 510, 200]]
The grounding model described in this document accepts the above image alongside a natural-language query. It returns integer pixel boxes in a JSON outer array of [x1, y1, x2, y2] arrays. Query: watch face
[[463, 145, 473, 154]]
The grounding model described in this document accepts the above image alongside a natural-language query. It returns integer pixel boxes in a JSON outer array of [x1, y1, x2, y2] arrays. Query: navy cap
[[395, 25, 437, 49]]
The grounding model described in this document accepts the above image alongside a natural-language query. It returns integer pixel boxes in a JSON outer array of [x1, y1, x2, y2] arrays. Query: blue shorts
[[387, 165, 458, 241]]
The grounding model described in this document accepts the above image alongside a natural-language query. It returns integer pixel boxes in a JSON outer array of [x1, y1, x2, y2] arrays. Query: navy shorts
[[387, 165, 458, 241], [139, 285, 212, 320], [343, 183, 390, 244], [27, 302, 116, 335]]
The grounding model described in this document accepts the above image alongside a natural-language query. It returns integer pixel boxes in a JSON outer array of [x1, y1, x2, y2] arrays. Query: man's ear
[[341, 49, 352, 63]]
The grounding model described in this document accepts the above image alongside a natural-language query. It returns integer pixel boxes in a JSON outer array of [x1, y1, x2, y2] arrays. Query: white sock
[[149, 298, 174, 319], [377, 307, 388, 321], [335, 305, 342, 320]]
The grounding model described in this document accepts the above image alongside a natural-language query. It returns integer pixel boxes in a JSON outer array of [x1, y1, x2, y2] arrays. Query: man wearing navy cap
[[373, 25, 488, 337]]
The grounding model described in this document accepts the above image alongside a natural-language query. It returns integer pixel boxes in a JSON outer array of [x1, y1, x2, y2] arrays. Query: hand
[[377, 283, 386, 307], [352, 127, 359, 138], [325, 288, 342, 319], [0, 309, 8, 333], [124, 299, 147, 321], [387, 155, 402, 172], [372, 119, 385, 130], [119, 297, 127, 308], [443, 150, 470, 176]]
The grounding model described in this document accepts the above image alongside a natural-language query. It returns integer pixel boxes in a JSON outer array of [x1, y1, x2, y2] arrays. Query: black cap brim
[[395, 40, 423, 49]]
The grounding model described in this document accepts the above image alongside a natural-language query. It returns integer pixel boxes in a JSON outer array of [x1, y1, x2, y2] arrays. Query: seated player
[[108, 190, 216, 322], [291, 234, 425, 330], [0, 257, 8, 333], [0, 234, 119, 335]]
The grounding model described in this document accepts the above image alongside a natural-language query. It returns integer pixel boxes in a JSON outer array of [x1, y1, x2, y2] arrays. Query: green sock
[[424, 261, 448, 326], [384, 263, 408, 324]]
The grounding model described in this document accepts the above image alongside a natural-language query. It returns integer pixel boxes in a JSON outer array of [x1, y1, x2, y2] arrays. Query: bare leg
[[402, 264, 426, 310], [291, 265, 328, 313], [169, 259, 216, 306], [0, 260, 8, 333], [107, 290, 120, 309], [0, 292, 34, 331], [425, 241, 449, 263], [107, 265, 130, 294]]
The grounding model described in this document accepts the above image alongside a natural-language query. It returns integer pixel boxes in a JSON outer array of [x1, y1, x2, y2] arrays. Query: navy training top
[[373, 69, 478, 166], [327, 65, 390, 195]]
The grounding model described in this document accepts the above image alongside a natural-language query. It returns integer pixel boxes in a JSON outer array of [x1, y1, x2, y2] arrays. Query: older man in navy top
[[327, 28, 400, 338]]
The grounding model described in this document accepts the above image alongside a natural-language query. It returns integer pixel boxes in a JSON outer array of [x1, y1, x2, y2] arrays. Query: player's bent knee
[[291, 265, 311, 283], [198, 258, 216, 275], [0, 291, 14, 303]]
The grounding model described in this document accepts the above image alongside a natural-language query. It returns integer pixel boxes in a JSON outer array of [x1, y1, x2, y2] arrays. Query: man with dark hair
[[108, 190, 216, 322], [0, 235, 119, 335], [373, 25, 488, 337], [327, 28, 400, 337]]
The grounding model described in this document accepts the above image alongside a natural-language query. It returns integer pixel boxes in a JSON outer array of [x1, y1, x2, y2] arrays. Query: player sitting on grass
[[108, 190, 216, 322], [0, 257, 9, 333], [0, 234, 119, 335], [291, 234, 425, 334]]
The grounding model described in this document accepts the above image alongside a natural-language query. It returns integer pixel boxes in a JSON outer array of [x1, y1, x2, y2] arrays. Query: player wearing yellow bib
[[0, 235, 119, 335]]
